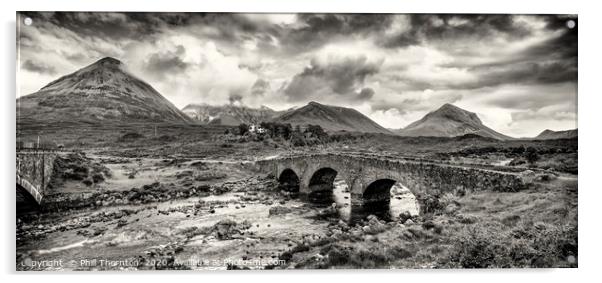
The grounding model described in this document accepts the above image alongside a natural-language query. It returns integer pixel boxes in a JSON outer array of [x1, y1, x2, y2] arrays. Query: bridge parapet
[[16, 150, 57, 204]]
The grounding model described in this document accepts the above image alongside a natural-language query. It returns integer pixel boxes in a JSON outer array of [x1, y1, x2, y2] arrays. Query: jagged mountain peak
[[181, 103, 279, 126]]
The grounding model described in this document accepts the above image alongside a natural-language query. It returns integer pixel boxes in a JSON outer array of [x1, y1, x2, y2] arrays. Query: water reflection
[[308, 178, 419, 223]]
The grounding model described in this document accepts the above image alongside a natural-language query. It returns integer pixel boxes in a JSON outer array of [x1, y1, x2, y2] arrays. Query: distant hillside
[[534, 129, 578, 140], [273, 101, 392, 134], [181, 104, 279, 126], [395, 103, 512, 140], [17, 57, 191, 123]]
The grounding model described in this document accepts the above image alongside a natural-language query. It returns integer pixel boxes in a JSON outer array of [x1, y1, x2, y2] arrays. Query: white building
[[249, 124, 266, 134]]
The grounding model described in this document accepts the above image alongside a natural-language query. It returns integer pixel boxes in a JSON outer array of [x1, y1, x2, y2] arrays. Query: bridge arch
[[17, 183, 41, 213], [308, 167, 338, 191], [302, 160, 350, 189], [359, 177, 421, 218], [304, 167, 345, 203], [357, 170, 426, 201], [16, 174, 43, 205], [278, 168, 300, 193], [363, 178, 396, 204]]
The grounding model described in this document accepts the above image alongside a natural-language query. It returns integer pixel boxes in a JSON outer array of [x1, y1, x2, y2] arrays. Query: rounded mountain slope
[[397, 103, 512, 140], [274, 101, 391, 134], [534, 129, 577, 140]]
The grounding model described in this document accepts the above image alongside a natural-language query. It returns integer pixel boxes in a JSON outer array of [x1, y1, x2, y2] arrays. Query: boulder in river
[[212, 219, 252, 240], [269, 206, 293, 217]]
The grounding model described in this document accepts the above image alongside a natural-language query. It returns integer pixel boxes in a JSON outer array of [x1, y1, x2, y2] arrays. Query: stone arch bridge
[[256, 153, 526, 213], [16, 150, 57, 207]]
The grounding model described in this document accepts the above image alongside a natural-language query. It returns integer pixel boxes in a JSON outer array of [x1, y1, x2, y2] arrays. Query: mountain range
[[18, 57, 575, 141], [182, 103, 280, 126], [17, 57, 191, 123], [181, 101, 392, 134]]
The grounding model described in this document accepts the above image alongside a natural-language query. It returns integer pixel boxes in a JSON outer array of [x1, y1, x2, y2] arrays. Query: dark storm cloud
[[170, 13, 267, 41], [251, 79, 270, 96], [372, 93, 463, 113], [20, 12, 277, 46], [21, 12, 157, 41], [381, 14, 531, 48], [20, 12, 574, 59], [280, 14, 529, 52], [439, 15, 576, 67], [511, 110, 575, 122], [19, 12, 124, 61], [284, 55, 382, 102], [396, 60, 577, 92], [432, 15, 577, 91], [485, 88, 574, 110], [280, 14, 391, 53], [467, 60, 576, 89], [144, 46, 189, 80], [498, 62, 574, 85], [228, 93, 244, 104], [21, 13, 570, 65], [64, 52, 87, 63], [356, 87, 375, 100], [371, 100, 408, 113], [21, 59, 56, 75], [524, 16, 577, 61], [239, 62, 263, 72]]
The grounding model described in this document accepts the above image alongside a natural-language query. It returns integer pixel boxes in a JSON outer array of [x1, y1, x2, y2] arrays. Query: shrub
[[238, 123, 249, 135], [290, 132, 306, 147], [118, 132, 144, 142], [418, 193, 446, 215], [525, 147, 540, 164], [317, 244, 389, 268], [446, 223, 577, 268]]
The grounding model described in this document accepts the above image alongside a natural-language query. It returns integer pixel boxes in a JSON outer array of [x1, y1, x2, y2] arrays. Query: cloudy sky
[[17, 12, 577, 137]]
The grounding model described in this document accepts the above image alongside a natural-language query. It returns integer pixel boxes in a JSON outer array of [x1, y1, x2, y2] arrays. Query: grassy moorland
[[17, 121, 577, 167]]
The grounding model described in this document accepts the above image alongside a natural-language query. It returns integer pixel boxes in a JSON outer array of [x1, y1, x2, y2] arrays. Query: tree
[[305, 124, 327, 140], [290, 132, 306, 147], [525, 147, 539, 164], [238, 123, 250, 135], [278, 123, 293, 139], [511, 145, 526, 155]]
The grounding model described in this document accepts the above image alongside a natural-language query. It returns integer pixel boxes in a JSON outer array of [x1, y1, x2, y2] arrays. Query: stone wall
[[16, 151, 56, 204]]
